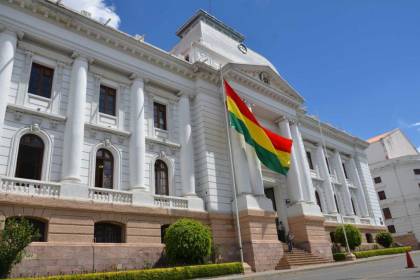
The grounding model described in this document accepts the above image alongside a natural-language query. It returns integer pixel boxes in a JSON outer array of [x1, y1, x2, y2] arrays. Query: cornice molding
[[299, 114, 369, 150], [3, 0, 198, 81]]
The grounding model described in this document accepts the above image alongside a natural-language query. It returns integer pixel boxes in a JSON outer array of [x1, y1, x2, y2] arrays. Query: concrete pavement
[[213, 250, 420, 280]]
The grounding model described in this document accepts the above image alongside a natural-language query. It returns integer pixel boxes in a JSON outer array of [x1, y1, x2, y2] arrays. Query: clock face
[[238, 43, 248, 54]]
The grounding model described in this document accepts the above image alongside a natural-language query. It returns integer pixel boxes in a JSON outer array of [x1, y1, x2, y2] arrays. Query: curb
[[211, 250, 420, 280]]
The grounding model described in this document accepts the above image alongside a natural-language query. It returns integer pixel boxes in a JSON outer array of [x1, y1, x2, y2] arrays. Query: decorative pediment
[[229, 64, 304, 105]]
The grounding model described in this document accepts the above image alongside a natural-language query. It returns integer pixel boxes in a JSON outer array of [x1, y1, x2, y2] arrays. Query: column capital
[[129, 73, 144, 83], [71, 52, 92, 63], [0, 24, 23, 40]]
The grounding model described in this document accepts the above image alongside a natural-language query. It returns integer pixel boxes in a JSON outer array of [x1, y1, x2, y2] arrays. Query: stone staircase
[[276, 245, 331, 270]]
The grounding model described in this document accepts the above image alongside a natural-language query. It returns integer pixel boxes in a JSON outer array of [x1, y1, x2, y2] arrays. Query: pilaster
[[315, 144, 337, 213], [332, 151, 354, 215]]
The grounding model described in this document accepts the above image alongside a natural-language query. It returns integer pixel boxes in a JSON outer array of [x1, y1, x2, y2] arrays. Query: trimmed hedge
[[164, 218, 212, 265], [9, 262, 243, 280], [333, 253, 346, 262], [354, 246, 411, 259]]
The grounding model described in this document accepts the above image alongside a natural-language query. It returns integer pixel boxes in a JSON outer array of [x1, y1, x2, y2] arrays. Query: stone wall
[[239, 209, 283, 272], [0, 194, 241, 277], [288, 215, 332, 260]]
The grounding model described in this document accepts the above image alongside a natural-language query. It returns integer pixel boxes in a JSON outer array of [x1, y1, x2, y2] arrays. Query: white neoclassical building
[[367, 129, 420, 248], [0, 0, 384, 275]]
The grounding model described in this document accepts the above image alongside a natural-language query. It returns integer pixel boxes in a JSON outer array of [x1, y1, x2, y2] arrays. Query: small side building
[[366, 129, 420, 248]]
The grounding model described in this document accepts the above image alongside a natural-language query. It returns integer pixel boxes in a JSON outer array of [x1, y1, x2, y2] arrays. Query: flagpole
[[316, 115, 353, 257], [219, 66, 244, 265]]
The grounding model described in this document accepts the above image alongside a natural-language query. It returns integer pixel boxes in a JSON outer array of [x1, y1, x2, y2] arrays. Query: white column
[[332, 151, 354, 215], [231, 130, 253, 194], [349, 157, 369, 217], [0, 29, 17, 137], [129, 77, 146, 191], [178, 93, 196, 196], [278, 118, 304, 203], [61, 55, 88, 182], [314, 145, 337, 213], [290, 122, 317, 203], [244, 142, 265, 196]]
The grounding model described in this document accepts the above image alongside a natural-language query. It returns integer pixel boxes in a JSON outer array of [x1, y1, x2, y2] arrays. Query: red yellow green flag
[[224, 80, 293, 175]]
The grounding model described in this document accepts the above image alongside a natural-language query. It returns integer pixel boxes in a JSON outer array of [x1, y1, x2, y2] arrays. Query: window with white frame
[[28, 63, 54, 98]]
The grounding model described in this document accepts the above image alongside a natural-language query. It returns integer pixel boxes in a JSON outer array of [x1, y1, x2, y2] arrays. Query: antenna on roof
[[104, 18, 111, 26], [209, 0, 212, 14]]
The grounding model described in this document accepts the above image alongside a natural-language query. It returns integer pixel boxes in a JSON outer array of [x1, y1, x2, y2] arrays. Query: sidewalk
[[209, 250, 420, 280]]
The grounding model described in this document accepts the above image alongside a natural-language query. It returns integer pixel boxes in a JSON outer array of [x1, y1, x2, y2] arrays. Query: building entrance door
[[264, 187, 286, 242]]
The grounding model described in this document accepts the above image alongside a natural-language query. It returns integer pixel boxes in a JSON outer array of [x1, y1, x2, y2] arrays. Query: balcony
[[0, 176, 61, 198], [323, 213, 372, 225], [88, 187, 133, 204], [153, 194, 188, 209]]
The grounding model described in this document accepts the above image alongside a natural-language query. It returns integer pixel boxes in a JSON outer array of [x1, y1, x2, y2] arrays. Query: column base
[[287, 214, 333, 260], [60, 181, 88, 200], [186, 196, 205, 211], [236, 194, 274, 212], [238, 209, 283, 272]]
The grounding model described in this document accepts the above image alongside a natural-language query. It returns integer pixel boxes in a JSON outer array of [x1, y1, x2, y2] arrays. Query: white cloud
[[410, 122, 420, 127], [62, 0, 120, 29]]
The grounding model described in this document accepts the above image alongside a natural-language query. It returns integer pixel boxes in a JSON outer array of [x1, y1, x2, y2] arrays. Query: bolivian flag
[[224, 80, 293, 175]]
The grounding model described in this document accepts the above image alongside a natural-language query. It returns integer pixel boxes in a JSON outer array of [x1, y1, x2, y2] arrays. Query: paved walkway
[[213, 250, 420, 280]]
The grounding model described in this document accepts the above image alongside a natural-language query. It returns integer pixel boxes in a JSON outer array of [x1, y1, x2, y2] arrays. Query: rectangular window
[[387, 225, 396, 234], [382, 208, 392, 220], [413, 169, 420, 175], [99, 85, 116, 116], [378, 190, 387, 200], [374, 177, 382, 184], [306, 151, 314, 170], [154, 102, 167, 130], [325, 157, 331, 174], [342, 163, 349, 179], [28, 63, 54, 98]]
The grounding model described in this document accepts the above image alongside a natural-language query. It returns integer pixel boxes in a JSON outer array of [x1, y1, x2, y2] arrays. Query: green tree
[[164, 218, 212, 265], [375, 231, 393, 248], [0, 218, 39, 278], [335, 224, 362, 250]]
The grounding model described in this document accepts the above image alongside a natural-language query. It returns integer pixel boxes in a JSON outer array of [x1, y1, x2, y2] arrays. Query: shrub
[[335, 224, 362, 250], [164, 218, 212, 265], [0, 218, 39, 278], [354, 246, 411, 258], [375, 231, 393, 248], [9, 262, 243, 280], [333, 253, 346, 262]]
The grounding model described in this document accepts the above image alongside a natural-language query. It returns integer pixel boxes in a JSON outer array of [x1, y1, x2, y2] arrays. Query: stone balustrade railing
[[88, 187, 133, 204], [324, 214, 339, 223], [0, 176, 61, 198], [153, 194, 188, 209]]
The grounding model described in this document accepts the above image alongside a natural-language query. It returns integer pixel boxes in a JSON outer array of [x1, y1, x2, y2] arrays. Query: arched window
[[161, 224, 170, 243], [95, 149, 114, 189], [155, 160, 168, 195], [315, 191, 323, 212], [94, 222, 123, 243], [366, 233, 373, 243], [334, 194, 340, 214], [330, 232, 336, 243], [15, 134, 44, 180], [5, 217, 47, 242]]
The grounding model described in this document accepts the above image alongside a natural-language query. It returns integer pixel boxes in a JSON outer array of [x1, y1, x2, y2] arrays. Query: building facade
[[0, 0, 384, 276], [367, 129, 420, 248]]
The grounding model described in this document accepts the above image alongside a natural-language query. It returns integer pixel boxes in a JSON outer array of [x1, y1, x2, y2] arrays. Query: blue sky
[[67, 0, 420, 149]]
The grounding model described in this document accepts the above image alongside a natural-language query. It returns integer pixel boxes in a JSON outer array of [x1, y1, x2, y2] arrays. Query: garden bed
[[8, 262, 243, 280]]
